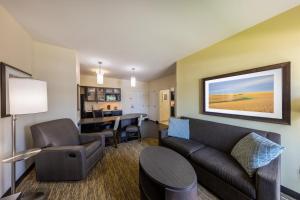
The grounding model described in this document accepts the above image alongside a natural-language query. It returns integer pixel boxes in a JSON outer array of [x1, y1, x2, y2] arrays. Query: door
[[122, 90, 137, 114], [159, 89, 170, 124], [149, 90, 158, 121]]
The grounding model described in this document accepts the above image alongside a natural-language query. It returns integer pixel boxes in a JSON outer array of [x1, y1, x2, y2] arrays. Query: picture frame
[[0, 62, 32, 118], [77, 84, 80, 111], [201, 62, 291, 124]]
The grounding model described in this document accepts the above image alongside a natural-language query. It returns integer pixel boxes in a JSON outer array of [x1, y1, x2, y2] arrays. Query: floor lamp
[[4, 77, 47, 197]]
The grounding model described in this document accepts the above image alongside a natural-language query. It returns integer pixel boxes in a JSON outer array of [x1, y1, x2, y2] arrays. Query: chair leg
[[113, 131, 118, 148], [125, 132, 128, 142], [138, 129, 142, 142], [138, 127, 142, 142], [113, 136, 117, 148], [117, 133, 120, 144]]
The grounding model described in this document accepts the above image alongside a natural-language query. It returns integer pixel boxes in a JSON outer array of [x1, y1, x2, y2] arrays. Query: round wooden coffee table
[[139, 146, 197, 200]]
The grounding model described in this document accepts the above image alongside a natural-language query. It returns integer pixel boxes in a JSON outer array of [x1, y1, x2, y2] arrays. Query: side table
[[2, 148, 48, 200]]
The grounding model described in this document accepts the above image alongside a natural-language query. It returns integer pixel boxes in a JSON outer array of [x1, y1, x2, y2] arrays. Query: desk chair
[[92, 109, 104, 118], [125, 115, 143, 142], [93, 109, 111, 131], [97, 116, 120, 148]]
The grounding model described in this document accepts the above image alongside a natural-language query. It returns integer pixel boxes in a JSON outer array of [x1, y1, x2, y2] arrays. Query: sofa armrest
[[79, 133, 105, 146], [159, 129, 168, 145], [256, 157, 280, 200], [35, 145, 87, 181]]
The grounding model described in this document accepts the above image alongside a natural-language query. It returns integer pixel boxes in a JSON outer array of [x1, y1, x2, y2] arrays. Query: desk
[[80, 113, 147, 125], [80, 116, 117, 125]]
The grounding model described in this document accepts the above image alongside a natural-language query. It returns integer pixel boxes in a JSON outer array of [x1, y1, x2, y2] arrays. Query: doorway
[[159, 89, 170, 125]]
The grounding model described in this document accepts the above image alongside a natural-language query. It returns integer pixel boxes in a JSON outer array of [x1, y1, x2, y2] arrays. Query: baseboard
[[281, 185, 300, 200], [1, 163, 35, 198]]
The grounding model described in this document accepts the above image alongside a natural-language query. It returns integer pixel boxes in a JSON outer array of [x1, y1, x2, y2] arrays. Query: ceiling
[[0, 0, 299, 81]]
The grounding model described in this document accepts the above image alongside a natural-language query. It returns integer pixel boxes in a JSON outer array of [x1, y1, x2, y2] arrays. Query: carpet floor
[[16, 138, 294, 200], [17, 139, 218, 200]]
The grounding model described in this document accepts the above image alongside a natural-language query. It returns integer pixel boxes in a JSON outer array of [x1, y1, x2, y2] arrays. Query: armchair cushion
[[79, 133, 106, 144], [83, 141, 102, 158]]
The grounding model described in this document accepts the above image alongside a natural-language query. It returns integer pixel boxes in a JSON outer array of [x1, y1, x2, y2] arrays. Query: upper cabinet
[[86, 87, 96, 101], [82, 86, 121, 102], [105, 88, 113, 94], [96, 88, 105, 102]]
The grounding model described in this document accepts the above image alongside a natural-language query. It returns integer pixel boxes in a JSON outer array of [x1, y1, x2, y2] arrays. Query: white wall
[[76, 53, 81, 122], [32, 41, 78, 123], [0, 6, 79, 196], [80, 75, 149, 115], [0, 5, 34, 196], [148, 74, 176, 121]]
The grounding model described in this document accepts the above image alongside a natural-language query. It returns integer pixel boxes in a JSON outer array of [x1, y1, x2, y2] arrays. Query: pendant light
[[130, 68, 136, 87], [97, 61, 104, 85]]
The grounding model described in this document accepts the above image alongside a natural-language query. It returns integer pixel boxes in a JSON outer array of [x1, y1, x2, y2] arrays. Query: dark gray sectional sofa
[[159, 117, 281, 200]]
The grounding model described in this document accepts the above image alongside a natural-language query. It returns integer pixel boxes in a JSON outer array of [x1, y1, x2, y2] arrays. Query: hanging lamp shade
[[131, 68, 136, 87], [97, 61, 104, 85], [97, 71, 104, 84], [130, 76, 136, 87]]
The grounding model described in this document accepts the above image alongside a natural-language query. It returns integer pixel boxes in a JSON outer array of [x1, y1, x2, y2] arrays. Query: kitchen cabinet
[[85, 87, 96, 101], [96, 88, 105, 101], [82, 86, 121, 102]]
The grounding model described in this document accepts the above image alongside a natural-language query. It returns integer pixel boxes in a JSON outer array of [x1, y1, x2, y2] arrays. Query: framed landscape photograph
[[202, 62, 290, 124], [0, 62, 32, 118]]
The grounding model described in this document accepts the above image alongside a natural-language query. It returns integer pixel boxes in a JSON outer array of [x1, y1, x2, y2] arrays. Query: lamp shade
[[9, 78, 48, 115], [97, 71, 104, 84], [130, 76, 136, 87]]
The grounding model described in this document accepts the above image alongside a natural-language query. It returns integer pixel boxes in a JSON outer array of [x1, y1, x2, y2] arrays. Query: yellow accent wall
[[177, 6, 300, 192]]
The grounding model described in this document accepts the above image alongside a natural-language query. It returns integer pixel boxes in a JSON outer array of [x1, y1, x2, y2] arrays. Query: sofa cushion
[[231, 132, 284, 177], [83, 140, 101, 158], [190, 147, 256, 199], [168, 117, 190, 139], [184, 117, 272, 153], [161, 136, 205, 157]]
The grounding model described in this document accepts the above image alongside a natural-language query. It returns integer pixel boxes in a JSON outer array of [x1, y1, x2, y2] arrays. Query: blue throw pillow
[[231, 132, 284, 177], [168, 117, 190, 139]]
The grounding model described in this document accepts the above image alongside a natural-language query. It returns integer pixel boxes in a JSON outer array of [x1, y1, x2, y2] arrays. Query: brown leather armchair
[[30, 118, 105, 181]]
